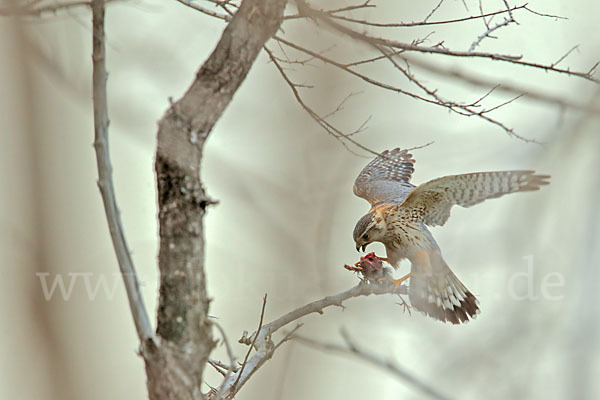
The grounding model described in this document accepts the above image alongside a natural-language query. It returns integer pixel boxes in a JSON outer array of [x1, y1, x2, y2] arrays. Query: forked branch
[[212, 280, 409, 398]]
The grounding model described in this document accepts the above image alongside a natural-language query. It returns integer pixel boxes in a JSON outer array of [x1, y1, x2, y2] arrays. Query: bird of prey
[[352, 148, 550, 324]]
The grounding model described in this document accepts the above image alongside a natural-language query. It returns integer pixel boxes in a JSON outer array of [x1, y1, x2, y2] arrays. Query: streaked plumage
[[352, 148, 550, 324], [353, 148, 416, 205]]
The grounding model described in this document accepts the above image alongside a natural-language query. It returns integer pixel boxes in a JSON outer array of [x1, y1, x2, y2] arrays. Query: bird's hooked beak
[[355, 242, 367, 252]]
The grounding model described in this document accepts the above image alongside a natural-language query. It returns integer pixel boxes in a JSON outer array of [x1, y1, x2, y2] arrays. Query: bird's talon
[[396, 295, 412, 315], [378, 273, 413, 292]]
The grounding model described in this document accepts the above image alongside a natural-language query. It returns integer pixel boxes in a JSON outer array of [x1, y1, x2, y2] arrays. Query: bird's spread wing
[[353, 148, 416, 205], [400, 171, 550, 227]]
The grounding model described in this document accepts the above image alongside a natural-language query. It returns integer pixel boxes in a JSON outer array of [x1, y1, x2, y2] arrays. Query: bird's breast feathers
[[382, 215, 437, 267]]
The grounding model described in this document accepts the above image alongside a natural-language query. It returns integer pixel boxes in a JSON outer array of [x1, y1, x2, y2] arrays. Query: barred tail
[[409, 256, 479, 324]]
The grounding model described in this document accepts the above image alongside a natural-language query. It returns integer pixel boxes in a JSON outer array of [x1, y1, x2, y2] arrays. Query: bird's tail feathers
[[409, 258, 479, 324]]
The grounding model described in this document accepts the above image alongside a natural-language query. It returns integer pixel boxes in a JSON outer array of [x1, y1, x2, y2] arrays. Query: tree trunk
[[144, 0, 288, 399]]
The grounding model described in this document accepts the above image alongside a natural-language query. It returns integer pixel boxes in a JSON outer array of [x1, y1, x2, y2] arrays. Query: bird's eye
[[362, 233, 369, 240]]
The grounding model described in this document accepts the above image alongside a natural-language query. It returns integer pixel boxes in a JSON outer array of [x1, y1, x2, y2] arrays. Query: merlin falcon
[[352, 148, 550, 324]]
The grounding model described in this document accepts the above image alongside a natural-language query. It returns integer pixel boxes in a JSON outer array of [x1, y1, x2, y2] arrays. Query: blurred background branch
[[296, 329, 453, 400], [0, 0, 118, 16]]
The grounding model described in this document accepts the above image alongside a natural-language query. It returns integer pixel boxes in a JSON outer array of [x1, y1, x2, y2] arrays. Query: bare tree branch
[[0, 0, 117, 17], [296, 329, 453, 400], [271, 36, 539, 142], [423, 0, 446, 22], [259, 0, 597, 145], [230, 294, 267, 392], [306, 4, 529, 28], [175, 0, 230, 21], [90, 0, 155, 345], [284, 1, 374, 20], [374, 44, 539, 141], [208, 359, 239, 376], [403, 54, 600, 114], [214, 280, 409, 398], [178, 0, 599, 149], [263, 44, 379, 155], [469, 17, 514, 52], [522, 5, 567, 19], [294, 0, 599, 83], [551, 45, 580, 68]]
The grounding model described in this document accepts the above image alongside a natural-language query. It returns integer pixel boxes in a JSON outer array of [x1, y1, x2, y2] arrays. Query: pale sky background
[[1, 0, 599, 399]]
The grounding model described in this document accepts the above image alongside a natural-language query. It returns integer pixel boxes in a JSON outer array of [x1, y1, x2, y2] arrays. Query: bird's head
[[353, 210, 387, 252]]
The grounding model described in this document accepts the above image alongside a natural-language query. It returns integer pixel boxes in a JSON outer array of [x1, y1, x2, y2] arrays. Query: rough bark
[[144, 0, 288, 399]]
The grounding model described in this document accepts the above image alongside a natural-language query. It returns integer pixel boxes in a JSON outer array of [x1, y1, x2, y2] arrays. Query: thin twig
[[213, 322, 236, 400], [284, 1, 374, 20], [91, 0, 155, 345], [274, 324, 303, 351], [502, 0, 515, 20], [344, 50, 406, 67], [174, 0, 230, 21], [522, 5, 567, 19], [469, 17, 514, 52], [423, 0, 445, 22], [325, 1, 374, 15], [551, 45, 579, 68], [208, 360, 227, 377], [231, 294, 267, 392], [321, 91, 362, 121], [296, 329, 453, 400], [264, 45, 379, 155], [471, 84, 500, 106], [404, 54, 600, 114], [482, 93, 525, 114], [374, 44, 536, 141], [324, 4, 529, 28], [405, 141, 435, 151], [209, 359, 239, 374], [478, 0, 490, 29]]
